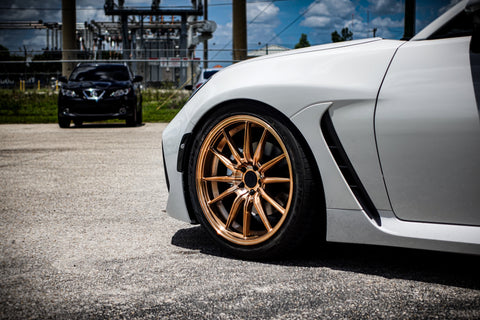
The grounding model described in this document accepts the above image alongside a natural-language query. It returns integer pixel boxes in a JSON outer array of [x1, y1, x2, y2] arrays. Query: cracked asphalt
[[0, 123, 479, 319]]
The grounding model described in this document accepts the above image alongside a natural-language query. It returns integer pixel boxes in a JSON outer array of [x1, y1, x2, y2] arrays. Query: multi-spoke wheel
[[188, 105, 320, 259]]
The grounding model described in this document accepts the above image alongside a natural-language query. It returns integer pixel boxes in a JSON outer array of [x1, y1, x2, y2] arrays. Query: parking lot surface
[[0, 123, 479, 319]]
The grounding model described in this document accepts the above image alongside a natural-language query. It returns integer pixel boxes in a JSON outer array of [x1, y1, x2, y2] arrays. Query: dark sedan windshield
[[70, 65, 130, 82]]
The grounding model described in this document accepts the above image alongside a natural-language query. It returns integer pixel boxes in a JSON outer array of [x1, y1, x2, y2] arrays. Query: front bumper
[[162, 108, 196, 223], [58, 96, 136, 120]]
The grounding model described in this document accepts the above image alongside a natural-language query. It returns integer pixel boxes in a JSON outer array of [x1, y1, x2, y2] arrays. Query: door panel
[[376, 36, 480, 226]]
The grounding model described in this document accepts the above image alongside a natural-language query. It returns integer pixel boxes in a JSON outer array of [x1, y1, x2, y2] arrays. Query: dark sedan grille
[[67, 100, 125, 115], [83, 89, 105, 101]]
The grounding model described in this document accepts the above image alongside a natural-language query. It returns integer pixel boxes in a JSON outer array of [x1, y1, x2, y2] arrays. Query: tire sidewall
[[187, 103, 314, 259]]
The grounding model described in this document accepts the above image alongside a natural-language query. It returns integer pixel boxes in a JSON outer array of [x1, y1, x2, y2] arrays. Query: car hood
[[182, 38, 404, 125], [233, 38, 385, 67], [64, 81, 131, 90]]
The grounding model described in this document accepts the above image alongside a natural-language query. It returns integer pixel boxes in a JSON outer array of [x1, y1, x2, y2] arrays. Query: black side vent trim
[[320, 112, 382, 226], [177, 133, 191, 172]]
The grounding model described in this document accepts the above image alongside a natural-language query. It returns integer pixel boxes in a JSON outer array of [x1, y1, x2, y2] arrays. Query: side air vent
[[320, 112, 382, 226]]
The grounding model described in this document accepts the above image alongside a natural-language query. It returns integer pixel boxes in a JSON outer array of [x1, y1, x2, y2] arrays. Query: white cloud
[[77, 6, 108, 23], [301, 0, 354, 29], [247, 2, 280, 24], [299, 0, 406, 44], [367, 0, 403, 15], [208, 1, 281, 57], [247, 2, 280, 45], [306, 0, 354, 17], [302, 16, 331, 28], [370, 16, 403, 29]]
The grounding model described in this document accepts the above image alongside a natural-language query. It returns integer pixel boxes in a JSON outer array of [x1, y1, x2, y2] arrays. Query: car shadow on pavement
[[171, 226, 480, 290], [69, 123, 145, 129]]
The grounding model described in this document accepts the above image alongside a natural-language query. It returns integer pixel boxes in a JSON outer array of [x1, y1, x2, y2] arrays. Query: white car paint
[[162, 0, 480, 255]]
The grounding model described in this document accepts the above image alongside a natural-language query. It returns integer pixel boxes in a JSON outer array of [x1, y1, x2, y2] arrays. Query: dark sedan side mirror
[[133, 75, 143, 82], [58, 76, 68, 83]]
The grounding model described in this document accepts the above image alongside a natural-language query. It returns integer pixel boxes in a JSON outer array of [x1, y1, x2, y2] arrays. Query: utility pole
[[62, 0, 76, 76], [402, 0, 415, 40], [203, 0, 208, 69], [232, 0, 246, 62]]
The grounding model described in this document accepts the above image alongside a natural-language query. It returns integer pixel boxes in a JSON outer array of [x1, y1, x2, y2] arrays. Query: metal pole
[[402, 0, 415, 40], [46, 28, 50, 50], [232, 0, 246, 62], [180, 14, 188, 85], [62, 0, 76, 76], [121, 14, 130, 59], [203, 0, 208, 69]]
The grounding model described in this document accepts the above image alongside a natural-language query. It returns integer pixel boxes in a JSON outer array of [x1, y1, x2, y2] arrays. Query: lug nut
[[239, 182, 245, 188], [249, 189, 256, 195]]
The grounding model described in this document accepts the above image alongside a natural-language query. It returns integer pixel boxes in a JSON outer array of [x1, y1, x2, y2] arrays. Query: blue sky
[[0, 0, 461, 61]]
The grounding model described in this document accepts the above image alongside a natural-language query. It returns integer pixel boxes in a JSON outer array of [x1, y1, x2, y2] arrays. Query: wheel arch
[[180, 98, 326, 234]]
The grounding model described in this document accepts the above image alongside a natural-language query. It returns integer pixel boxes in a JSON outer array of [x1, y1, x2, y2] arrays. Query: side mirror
[[58, 76, 68, 83], [184, 85, 193, 91], [133, 75, 143, 82]]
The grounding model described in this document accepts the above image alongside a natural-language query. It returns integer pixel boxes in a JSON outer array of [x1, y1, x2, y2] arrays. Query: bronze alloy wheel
[[195, 115, 294, 246]]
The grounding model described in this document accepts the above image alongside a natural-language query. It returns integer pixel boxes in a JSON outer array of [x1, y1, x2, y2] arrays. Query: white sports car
[[162, 0, 480, 259]]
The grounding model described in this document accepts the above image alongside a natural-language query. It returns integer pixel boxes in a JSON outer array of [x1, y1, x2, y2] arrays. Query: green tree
[[331, 27, 353, 42], [295, 33, 311, 49]]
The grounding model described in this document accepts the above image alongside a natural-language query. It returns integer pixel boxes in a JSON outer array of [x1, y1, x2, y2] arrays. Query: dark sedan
[[58, 63, 143, 128]]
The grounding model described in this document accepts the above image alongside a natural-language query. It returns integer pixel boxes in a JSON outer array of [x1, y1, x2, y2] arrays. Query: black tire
[[187, 103, 320, 260], [136, 105, 143, 125], [58, 117, 70, 128], [73, 120, 83, 127], [126, 111, 136, 127]]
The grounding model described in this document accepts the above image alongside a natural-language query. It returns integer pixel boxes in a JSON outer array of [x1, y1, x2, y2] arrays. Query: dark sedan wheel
[[136, 106, 143, 125], [58, 117, 70, 128], [126, 111, 137, 127], [188, 105, 320, 259]]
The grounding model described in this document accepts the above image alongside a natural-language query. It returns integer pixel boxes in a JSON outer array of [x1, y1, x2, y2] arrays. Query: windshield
[[70, 65, 130, 81], [203, 70, 219, 80]]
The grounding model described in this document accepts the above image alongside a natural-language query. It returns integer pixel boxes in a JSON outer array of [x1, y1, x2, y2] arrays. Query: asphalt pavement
[[0, 123, 479, 319]]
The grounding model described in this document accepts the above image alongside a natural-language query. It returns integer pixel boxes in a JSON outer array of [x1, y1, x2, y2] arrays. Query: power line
[[267, 0, 317, 43], [0, 7, 103, 11], [211, 0, 277, 59], [0, 1, 288, 10], [209, 0, 287, 6]]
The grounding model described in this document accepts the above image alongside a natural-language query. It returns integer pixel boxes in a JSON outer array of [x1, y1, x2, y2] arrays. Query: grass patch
[[0, 88, 188, 124], [0, 90, 58, 123]]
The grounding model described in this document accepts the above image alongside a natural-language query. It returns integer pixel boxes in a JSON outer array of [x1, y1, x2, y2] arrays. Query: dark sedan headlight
[[61, 88, 77, 97], [110, 88, 130, 97]]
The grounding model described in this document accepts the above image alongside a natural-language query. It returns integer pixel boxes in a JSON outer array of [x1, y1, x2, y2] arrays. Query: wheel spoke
[[225, 193, 246, 229], [208, 185, 238, 205], [243, 121, 252, 163], [262, 177, 291, 184], [197, 115, 294, 246], [223, 129, 243, 165], [259, 188, 286, 215], [259, 153, 286, 173], [243, 196, 252, 238], [253, 193, 273, 232], [210, 147, 236, 171], [253, 128, 267, 166], [203, 176, 241, 183]]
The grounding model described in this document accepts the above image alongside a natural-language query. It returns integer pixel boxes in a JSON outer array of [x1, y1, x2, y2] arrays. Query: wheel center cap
[[243, 170, 258, 188]]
